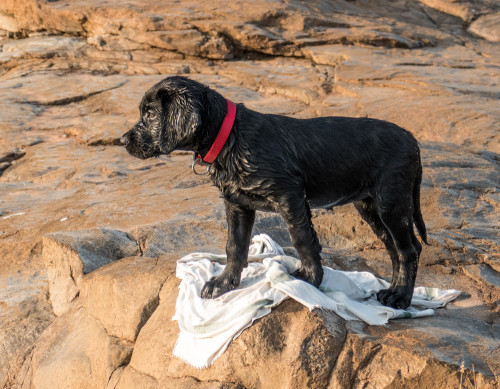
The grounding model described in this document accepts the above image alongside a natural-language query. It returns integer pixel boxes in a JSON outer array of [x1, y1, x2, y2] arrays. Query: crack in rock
[[15, 81, 128, 106]]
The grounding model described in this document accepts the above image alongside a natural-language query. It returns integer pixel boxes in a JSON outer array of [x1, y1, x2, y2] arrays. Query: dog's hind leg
[[277, 192, 323, 287], [354, 199, 400, 289], [201, 200, 255, 299], [375, 198, 420, 310]]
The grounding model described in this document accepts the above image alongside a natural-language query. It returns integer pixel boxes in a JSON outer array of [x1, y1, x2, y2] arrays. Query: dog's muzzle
[[120, 132, 131, 146]]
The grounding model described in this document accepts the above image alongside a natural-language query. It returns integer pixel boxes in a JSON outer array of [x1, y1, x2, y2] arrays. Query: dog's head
[[121, 76, 215, 160]]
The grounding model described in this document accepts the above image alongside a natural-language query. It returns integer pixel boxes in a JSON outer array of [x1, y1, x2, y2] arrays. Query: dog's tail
[[413, 156, 429, 245]]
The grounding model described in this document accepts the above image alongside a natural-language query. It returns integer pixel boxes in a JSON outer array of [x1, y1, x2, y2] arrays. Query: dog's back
[[235, 108, 420, 209]]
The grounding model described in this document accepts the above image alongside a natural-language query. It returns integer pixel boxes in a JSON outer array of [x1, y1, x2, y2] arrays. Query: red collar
[[197, 99, 236, 164]]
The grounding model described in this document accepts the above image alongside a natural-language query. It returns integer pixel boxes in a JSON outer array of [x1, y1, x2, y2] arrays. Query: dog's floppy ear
[[157, 87, 172, 113], [175, 106, 202, 150], [156, 84, 202, 153], [156, 87, 178, 154]]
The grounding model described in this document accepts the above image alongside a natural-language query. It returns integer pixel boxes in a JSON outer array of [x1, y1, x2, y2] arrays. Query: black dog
[[121, 76, 427, 309]]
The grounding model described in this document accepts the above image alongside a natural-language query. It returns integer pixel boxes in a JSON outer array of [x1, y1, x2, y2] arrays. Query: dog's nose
[[120, 133, 130, 146]]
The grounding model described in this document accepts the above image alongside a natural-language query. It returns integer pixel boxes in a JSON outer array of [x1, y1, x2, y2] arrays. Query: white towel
[[172, 234, 461, 368]]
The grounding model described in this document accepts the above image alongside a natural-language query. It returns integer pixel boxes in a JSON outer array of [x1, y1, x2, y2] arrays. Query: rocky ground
[[0, 0, 499, 388]]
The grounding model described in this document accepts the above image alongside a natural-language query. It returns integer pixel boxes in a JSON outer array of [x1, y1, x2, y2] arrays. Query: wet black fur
[[121, 76, 428, 309]]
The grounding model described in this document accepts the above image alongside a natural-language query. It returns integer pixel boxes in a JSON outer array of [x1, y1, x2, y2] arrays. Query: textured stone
[[79, 255, 176, 342], [0, 12, 18, 32], [418, 0, 498, 22], [0, 37, 85, 62], [468, 13, 500, 42], [0, 271, 54, 389], [42, 229, 139, 316], [104, 273, 348, 389], [0, 0, 85, 34], [129, 218, 227, 258], [112, 366, 158, 389], [26, 307, 132, 389], [14, 255, 499, 388]]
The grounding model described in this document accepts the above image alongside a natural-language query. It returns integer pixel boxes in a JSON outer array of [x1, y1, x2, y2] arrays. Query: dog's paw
[[377, 287, 412, 309], [201, 272, 240, 299], [291, 265, 323, 287]]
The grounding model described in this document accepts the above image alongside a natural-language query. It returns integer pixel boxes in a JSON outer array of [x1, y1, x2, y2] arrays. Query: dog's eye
[[145, 110, 156, 120]]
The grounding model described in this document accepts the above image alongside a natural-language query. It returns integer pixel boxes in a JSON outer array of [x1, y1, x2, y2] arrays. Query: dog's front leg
[[201, 200, 255, 299], [277, 193, 324, 287]]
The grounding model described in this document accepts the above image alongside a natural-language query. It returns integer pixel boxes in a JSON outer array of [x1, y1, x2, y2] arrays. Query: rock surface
[[22, 306, 133, 389], [468, 13, 500, 42], [13, 247, 499, 389], [43, 229, 139, 316], [0, 0, 499, 388]]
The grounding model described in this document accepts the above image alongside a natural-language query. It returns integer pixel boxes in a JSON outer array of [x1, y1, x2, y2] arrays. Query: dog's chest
[[215, 179, 276, 212]]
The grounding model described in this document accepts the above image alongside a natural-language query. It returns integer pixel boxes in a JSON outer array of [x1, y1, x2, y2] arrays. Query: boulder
[[0, 271, 54, 389], [417, 0, 498, 22], [79, 255, 177, 342], [0, 0, 85, 35], [19, 306, 133, 389], [42, 229, 139, 316], [16, 254, 499, 388], [468, 13, 500, 42], [129, 218, 227, 259], [126, 280, 346, 389]]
